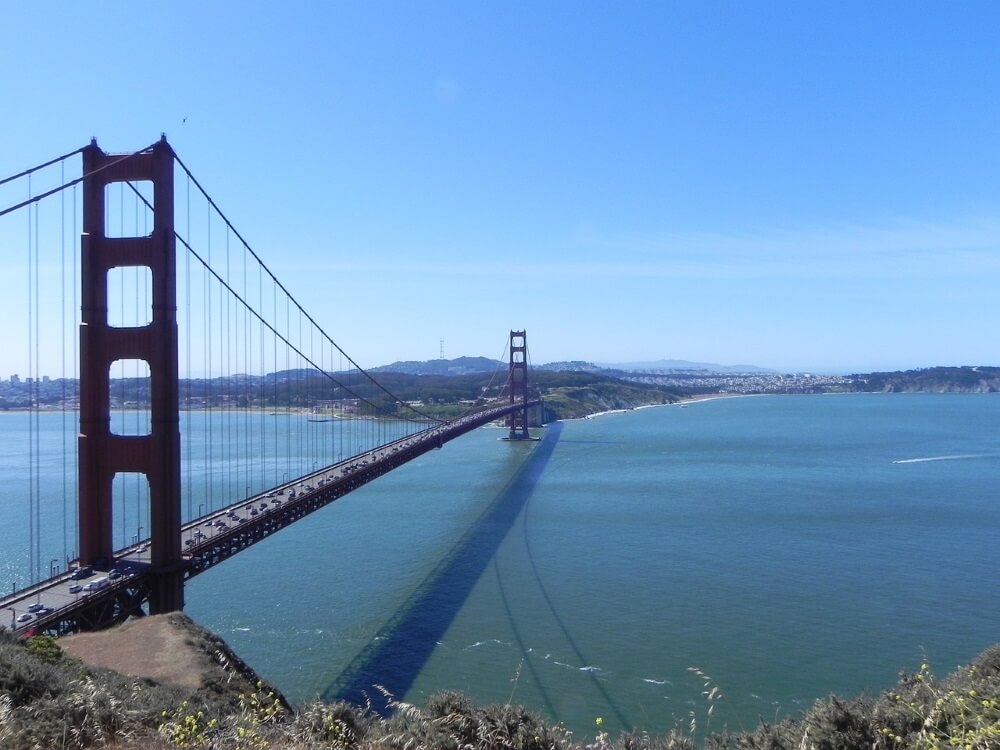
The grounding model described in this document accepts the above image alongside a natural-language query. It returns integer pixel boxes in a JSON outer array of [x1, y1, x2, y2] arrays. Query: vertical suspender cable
[[144, 185, 150, 534], [298, 307, 303, 475], [27, 174, 35, 584], [260, 264, 274, 492], [272, 281, 276, 485], [61, 162, 68, 569], [272, 276, 277, 485], [139, 185, 146, 538], [285, 295, 291, 481], [72, 181, 78, 562], [34, 193, 41, 581], [117, 182, 124, 547], [225, 227, 232, 506], [205, 201, 212, 509], [243, 237, 249, 503], [134, 186, 140, 539], [133, 235, 139, 539], [185, 174, 192, 520]]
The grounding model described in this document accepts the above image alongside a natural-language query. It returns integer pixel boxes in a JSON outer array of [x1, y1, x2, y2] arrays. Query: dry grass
[[2, 624, 999, 750]]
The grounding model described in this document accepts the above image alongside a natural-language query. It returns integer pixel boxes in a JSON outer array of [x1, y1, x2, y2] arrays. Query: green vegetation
[[536, 372, 678, 421], [2, 624, 998, 749]]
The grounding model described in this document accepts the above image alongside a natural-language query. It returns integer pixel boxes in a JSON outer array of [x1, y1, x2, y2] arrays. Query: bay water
[[3, 394, 999, 740]]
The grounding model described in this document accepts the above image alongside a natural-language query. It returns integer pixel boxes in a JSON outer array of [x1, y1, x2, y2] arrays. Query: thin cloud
[[302, 215, 1000, 280]]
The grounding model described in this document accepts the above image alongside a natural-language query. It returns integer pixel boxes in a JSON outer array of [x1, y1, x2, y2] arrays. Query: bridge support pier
[[79, 137, 184, 614]]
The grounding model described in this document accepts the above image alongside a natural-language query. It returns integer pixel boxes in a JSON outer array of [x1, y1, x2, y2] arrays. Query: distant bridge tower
[[507, 330, 531, 440], [79, 137, 184, 614]]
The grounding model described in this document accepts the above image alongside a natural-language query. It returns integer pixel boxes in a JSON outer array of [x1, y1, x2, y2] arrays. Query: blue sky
[[2, 2, 999, 374]]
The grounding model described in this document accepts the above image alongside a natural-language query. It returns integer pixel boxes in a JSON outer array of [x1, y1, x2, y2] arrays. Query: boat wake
[[463, 638, 509, 650], [892, 454, 997, 464]]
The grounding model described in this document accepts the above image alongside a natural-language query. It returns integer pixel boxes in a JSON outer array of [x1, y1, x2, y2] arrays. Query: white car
[[16, 613, 32, 624]]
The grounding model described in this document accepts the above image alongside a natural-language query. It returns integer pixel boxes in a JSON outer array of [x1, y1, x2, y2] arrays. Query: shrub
[[25, 634, 63, 664]]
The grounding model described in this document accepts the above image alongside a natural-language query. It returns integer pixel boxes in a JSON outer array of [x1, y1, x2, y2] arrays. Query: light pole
[[49, 559, 58, 578], [198, 503, 205, 518]]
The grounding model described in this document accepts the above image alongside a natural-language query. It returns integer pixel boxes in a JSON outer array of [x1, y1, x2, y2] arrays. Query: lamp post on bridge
[[49, 559, 59, 578]]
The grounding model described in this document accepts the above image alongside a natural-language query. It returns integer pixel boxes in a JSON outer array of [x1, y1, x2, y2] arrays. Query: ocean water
[[3, 394, 999, 740]]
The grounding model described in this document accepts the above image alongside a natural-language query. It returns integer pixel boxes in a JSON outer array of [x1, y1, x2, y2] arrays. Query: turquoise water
[[3, 395, 1000, 739]]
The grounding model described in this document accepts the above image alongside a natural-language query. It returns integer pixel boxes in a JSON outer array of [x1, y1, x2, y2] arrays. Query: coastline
[[561, 391, 755, 422]]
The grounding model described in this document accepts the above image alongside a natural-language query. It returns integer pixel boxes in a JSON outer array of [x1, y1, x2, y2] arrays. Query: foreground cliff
[[2, 616, 999, 749]]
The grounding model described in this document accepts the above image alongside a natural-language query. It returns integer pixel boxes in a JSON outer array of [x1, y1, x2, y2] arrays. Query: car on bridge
[[70, 566, 93, 580], [16, 613, 31, 624]]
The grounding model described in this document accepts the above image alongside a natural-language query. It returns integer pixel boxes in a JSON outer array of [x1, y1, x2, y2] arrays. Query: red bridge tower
[[79, 137, 184, 614], [507, 330, 531, 440]]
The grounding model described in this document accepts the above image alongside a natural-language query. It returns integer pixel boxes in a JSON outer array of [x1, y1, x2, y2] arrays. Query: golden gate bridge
[[0, 137, 539, 635]]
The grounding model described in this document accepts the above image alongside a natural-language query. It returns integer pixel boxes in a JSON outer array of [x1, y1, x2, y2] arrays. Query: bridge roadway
[[2, 401, 539, 635]]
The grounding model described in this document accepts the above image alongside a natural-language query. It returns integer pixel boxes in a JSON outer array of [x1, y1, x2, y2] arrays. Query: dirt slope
[[59, 612, 286, 708]]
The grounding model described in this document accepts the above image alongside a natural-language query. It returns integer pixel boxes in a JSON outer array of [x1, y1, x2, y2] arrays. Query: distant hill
[[537, 359, 774, 374], [370, 356, 504, 376], [597, 359, 775, 373], [535, 360, 605, 373], [367, 357, 778, 378]]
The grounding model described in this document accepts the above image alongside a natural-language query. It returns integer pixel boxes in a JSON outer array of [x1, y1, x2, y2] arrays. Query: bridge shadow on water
[[322, 422, 564, 707]]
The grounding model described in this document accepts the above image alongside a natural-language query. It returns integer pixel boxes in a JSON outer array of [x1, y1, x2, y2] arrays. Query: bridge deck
[[2, 401, 539, 635]]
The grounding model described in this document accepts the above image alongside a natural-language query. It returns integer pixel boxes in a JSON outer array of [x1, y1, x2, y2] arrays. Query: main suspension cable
[[0, 142, 157, 220], [0, 146, 85, 188]]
